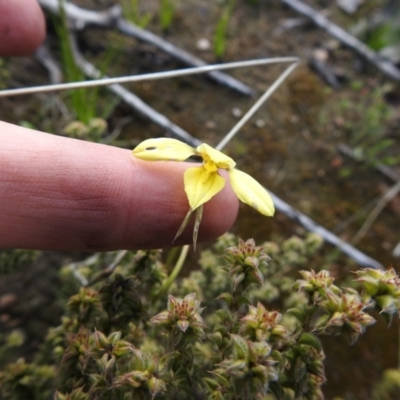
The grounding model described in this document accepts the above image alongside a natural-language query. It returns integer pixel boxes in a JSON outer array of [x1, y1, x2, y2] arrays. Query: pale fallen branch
[[38, 0, 120, 27], [37, 0, 254, 96], [281, 0, 400, 81]]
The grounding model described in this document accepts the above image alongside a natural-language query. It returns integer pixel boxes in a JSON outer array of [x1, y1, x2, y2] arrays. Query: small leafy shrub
[[214, 0, 236, 59], [334, 86, 400, 172], [159, 0, 175, 31], [0, 234, 399, 399]]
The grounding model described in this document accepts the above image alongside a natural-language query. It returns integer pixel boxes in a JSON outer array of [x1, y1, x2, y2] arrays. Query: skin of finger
[[0, 0, 46, 56], [0, 122, 239, 251]]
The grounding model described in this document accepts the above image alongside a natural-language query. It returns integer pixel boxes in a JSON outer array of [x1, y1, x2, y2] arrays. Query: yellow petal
[[228, 169, 275, 216], [132, 138, 196, 161], [184, 167, 225, 209], [196, 143, 236, 170]]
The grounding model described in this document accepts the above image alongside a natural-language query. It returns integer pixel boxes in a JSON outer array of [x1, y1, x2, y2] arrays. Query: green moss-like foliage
[[0, 234, 399, 399]]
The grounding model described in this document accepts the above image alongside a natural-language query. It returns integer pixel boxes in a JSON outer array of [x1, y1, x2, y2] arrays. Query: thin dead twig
[[332, 196, 378, 234], [0, 58, 297, 98], [281, 0, 400, 81], [337, 145, 400, 246], [351, 179, 400, 245]]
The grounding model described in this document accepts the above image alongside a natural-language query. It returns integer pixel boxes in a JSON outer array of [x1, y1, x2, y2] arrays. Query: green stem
[[164, 246, 180, 269], [159, 245, 190, 296]]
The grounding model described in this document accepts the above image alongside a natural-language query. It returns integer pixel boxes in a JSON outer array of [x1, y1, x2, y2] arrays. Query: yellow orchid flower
[[132, 138, 274, 248]]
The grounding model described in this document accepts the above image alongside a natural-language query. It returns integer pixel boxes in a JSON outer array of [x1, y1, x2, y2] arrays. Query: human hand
[[0, 1, 238, 251]]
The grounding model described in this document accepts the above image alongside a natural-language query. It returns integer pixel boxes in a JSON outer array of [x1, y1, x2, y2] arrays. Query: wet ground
[[1, 0, 400, 398]]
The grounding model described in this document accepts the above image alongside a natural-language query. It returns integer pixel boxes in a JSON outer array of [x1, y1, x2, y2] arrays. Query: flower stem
[[159, 245, 190, 296]]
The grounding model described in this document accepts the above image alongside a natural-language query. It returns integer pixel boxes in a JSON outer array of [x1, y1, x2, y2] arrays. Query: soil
[[1, 1, 400, 399]]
